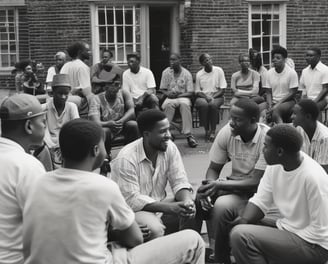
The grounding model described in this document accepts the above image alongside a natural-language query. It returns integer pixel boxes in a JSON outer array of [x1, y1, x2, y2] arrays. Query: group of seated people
[[2, 40, 328, 264], [1, 92, 328, 264]]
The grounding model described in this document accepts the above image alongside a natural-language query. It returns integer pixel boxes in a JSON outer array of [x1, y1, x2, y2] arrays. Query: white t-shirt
[[45, 66, 57, 90], [60, 59, 91, 95], [23, 168, 135, 264], [250, 153, 328, 250], [122, 66, 156, 99], [299, 61, 328, 100], [264, 65, 299, 103], [0, 137, 45, 264], [195, 66, 227, 94]]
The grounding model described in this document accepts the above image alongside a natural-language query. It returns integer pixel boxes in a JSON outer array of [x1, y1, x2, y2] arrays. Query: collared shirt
[[43, 99, 79, 148], [296, 121, 328, 165], [263, 65, 299, 103], [250, 153, 328, 250], [23, 168, 134, 264], [209, 123, 268, 179], [160, 67, 194, 93], [0, 137, 45, 264], [122, 66, 156, 99], [111, 138, 192, 212], [60, 59, 91, 95], [195, 66, 227, 94], [299, 61, 328, 100]]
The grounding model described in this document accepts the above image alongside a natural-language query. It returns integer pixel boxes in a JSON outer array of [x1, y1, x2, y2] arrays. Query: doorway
[[149, 7, 171, 88]]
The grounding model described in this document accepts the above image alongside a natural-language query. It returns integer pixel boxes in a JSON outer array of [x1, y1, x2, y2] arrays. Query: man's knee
[[179, 229, 205, 248], [230, 225, 248, 247], [213, 195, 240, 216], [125, 120, 138, 131]]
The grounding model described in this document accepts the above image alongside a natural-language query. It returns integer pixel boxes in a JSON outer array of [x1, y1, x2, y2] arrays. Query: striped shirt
[[296, 121, 328, 165], [111, 138, 192, 212]]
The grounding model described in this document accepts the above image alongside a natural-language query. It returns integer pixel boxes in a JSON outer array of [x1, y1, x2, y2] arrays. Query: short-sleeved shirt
[[195, 66, 227, 94], [23, 168, 135, 264], [60, 59, 91, 95], [0, 137, 45, 264], [111, 138, 192, 212], [160, 67, 194, 93], [299, 61, 328, 100], [209, 123, 269, 179], [296, 121, 328, 166], [45, 65, 60, 90], [231, 69, 260, 92], [249, 153, 328, 250], [43, 99, 79, 148], [122, 66, 156, 99], [263, 65, 299, 103]]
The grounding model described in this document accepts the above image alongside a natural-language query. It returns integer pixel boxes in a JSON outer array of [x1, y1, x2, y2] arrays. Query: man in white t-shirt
[[292, 99, 328, 173], [299, 47, 328, 110], [122, 52, 159, 114], [230, 124, 328, 264], [23, 118, 205, 264], [0, 94, 46, 264], [195, 53, 227, 141], [263, 46, 299, 124]]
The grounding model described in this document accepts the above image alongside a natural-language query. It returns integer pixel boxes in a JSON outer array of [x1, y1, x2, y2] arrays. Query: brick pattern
[[2, 0, 328, 101]]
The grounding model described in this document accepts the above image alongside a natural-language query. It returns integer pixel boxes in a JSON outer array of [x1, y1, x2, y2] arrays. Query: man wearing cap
[[43, 74, 79, 167], [45, 51, 67, 92], [90, 49, 123, 94], [0, 93, 46, 264]]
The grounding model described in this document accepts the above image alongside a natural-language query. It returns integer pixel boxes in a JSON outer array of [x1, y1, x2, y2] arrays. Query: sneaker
[[187, 135, 198, 148]]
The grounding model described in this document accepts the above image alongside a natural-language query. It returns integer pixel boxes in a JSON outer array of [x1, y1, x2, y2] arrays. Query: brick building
[[1, 0, 328, 100]]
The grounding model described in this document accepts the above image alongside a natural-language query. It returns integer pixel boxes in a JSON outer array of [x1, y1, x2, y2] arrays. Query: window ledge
[[245, 0, 289, 2], [0, 67, 14, 76], [0, 0, 25, 6]]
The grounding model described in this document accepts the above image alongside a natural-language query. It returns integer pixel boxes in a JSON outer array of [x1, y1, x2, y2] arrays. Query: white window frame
[[248, 2, 287, 67], [0, 7, 19, 72]]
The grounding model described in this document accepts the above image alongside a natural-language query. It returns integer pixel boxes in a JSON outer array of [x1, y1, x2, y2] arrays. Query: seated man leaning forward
[[196, 98, 269, 264], [23, 119, 205, 264], [230, 124, 328, 264], [159, 53, 198, 148], [111, 109, 196, 240], [292, 98, 328, 173], [122, 52, 159, 114], [89, 74, 139, 156]]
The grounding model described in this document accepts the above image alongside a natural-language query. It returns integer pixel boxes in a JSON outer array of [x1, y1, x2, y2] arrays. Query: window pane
[[125, 9, 133, 25], [116, 44, 125, 61], [263, 52, 270, 66], [99, 26, 106, 43], [272, 36, 280, 46], [252, 38, 261, 52], [10, 54, 16, 66], [0, 33, 8, 41], [252, 21, 261, 35], [273, 14, 279, 20], [1, 43, 8, 52], [125, 44, 133, 56], [125, 26, 132, 42], [136, 26, 141, 43], [117, 26, 123, 42], [1, 54, 9, 67], [273, 4, 280, 13], [272, 21, 279, 35], [98, 10, 105, 25], [262, 19, 270, 36], [252, 14, 260, 20], [0, 11, 6, 23], [263, 37, 270, 51], [106, 8, 114, 25], [10, 42, 16, 53], [115, 9, 123, 25], [108, 27, 114, 43]]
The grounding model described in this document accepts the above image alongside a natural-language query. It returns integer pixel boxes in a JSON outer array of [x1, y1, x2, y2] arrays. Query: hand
[[206, 96, 213, 103], [197, 180, 218, 197], [139, 224, 151, 241], [135, 99, 143, 108], [168, 201, 196, 218], [113, 120, 123, 130], [167, 91, 178, 99], [198, 195, 213, 211]]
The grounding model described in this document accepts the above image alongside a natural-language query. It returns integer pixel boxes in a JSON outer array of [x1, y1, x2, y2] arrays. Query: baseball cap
[[0, 94, 46, 120]]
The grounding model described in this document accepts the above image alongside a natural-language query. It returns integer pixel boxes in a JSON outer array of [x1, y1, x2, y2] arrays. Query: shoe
[[187, 135, 198, 148], [209, 132, 216, 142]]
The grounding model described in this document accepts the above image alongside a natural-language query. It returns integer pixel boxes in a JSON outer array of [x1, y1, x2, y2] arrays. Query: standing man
[[299, 47, 328, 110], [230, 124, 328, 264], [264, 46, 299, 124], [0, 94, 46, 264], [160, 53, 198, 148], [45, 51, 66, 92], [111, 109, 196, 240], [195, 53, 227, 141], [90, 49, 123, 94], [291, 99, 328, 173], [196, 99, 268, 264], [122, 52, 159, 114], [23, 118, 205, 264], [60, 41, 93, 118]]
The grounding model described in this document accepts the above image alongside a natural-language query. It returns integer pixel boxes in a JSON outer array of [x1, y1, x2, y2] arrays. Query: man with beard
[[60, 41, 93, 118], [89, 74, 138, 156], [23, 119, 205, 264], [195, 99, 269, 264], [159, 53, 198, 148], [299, 47, 328, 111], [111, 109, 196, 241], [0, 94, 46, 264], [90, 49, 123, 94]]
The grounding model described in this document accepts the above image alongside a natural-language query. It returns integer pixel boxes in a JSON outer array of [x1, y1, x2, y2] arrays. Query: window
[[0, 8, 18, 69], [249, 3, 286, 68], [96, 5, 141, 64]]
